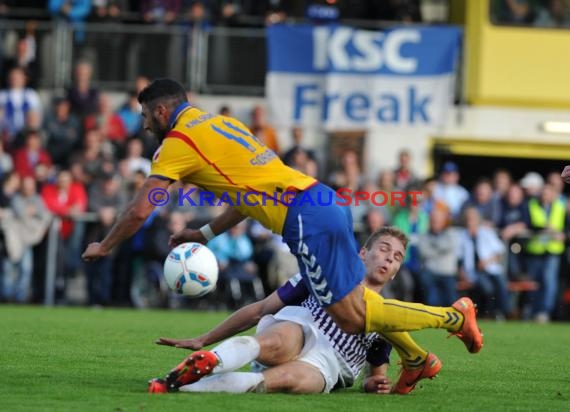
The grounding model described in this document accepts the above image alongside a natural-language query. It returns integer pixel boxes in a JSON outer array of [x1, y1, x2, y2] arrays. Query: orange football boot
[[449, 297, 484, 353], [392, 353, 442, 395], [165, 350, 219, 392]]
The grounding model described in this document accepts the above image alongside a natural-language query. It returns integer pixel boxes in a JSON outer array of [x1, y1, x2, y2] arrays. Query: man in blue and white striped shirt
[[0, 67, 42, 146], [151, 227, 441, 395]]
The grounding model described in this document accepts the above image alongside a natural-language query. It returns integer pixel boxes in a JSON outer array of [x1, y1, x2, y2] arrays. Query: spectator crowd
[[0, 1, 424, 27], [493, 0, 570, 27], [0, 1, 569, 324]]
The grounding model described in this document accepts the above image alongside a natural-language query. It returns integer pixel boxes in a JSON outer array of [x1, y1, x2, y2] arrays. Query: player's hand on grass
[[155, 337, 205, 350], [363, 375, 391, 394], [561, 165, 570, 183], [81, 242, 109, 262], [169, 229, 207, 249]]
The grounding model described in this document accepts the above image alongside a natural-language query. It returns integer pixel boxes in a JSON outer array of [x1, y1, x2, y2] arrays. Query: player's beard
[[150, 115, 169, 143]]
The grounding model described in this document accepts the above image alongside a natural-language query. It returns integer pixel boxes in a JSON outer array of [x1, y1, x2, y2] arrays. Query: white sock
[[179, 372, 265, 393], [211, 336, 260, 374]]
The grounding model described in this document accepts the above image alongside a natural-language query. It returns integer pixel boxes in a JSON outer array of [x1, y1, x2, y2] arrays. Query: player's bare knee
[[257, 332, 293, 365], [272, 371, 322, 394], [263, 371, 297, 392], [257, 332, 284, 358], [257, 323, 303, 365], [282, 371, 300, 392]]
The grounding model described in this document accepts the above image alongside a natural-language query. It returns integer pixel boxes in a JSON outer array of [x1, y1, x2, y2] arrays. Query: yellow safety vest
[[526, 199, 566, 255]]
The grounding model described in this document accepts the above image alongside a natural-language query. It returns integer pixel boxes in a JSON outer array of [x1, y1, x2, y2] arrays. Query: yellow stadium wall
[[465, 0, 570, 108]]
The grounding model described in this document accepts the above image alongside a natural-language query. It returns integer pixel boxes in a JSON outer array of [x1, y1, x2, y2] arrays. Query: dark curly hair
[[137, 78, 188, 110]]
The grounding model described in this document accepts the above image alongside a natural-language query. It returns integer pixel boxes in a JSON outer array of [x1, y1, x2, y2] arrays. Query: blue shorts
[[282, 183, 365, 306]]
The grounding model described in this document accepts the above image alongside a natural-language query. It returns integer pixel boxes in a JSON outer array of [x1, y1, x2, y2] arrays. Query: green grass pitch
[[1, 305, 569, 412]]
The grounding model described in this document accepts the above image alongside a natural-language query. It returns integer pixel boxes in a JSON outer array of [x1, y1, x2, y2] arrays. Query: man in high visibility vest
[[526, 183, 566, 322]]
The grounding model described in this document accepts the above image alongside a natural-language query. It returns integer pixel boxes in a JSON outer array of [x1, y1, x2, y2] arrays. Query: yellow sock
[[381, 331, 428, 369], [363, 287, 463, 333]]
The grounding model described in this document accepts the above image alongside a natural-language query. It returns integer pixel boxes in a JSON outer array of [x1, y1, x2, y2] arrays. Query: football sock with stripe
[[381, 331, 428, 369], [363, 287, 464, 334]]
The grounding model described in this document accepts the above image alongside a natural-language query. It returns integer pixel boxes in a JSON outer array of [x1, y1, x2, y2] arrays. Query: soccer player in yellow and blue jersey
[[82, 79, 483, 380]]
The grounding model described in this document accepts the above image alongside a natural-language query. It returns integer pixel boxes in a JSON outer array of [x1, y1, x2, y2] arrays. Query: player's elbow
[[257, 293, 283, 319], [249, 310, 263, 325], [250, 305, 271, 326], [235, 301, 265, 327]]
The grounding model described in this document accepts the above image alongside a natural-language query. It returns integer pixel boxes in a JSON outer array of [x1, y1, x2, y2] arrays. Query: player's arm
[[363, 337, 392, 394], [156, 290, 286, 349], [82, 176, 170, 261], [157, 273, 308, 350], [169, 207, 246, 248], [363, 363, 391, 394]]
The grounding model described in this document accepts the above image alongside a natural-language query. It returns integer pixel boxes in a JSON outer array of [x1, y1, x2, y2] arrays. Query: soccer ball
[[163, 242, 219, 298]]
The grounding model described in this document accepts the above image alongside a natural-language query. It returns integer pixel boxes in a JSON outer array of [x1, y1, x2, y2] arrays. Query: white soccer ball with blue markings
[[163, 242, 219, 298]]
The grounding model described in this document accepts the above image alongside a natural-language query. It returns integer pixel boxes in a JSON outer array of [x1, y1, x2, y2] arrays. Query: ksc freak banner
[[266, 25, 462, 130]]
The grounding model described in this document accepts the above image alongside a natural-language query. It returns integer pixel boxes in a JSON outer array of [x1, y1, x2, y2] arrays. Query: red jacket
[[84, 114, 127, 142], [13, 148, 52, 178], [41, 182, 88, 239]]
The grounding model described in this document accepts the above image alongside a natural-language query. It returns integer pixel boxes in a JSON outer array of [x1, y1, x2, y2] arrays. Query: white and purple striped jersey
[[277, 273, 392, 382]]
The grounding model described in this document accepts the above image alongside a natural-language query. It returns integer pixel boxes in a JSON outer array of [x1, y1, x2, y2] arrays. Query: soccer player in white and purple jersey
[[150, 227, 441, 395]]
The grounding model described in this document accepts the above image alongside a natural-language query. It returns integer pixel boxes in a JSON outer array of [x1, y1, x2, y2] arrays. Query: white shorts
[[253, 306, 344, 393]]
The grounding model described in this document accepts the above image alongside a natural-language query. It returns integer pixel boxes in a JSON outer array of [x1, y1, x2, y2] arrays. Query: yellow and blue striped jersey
[[150, 104, 317, 234]]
